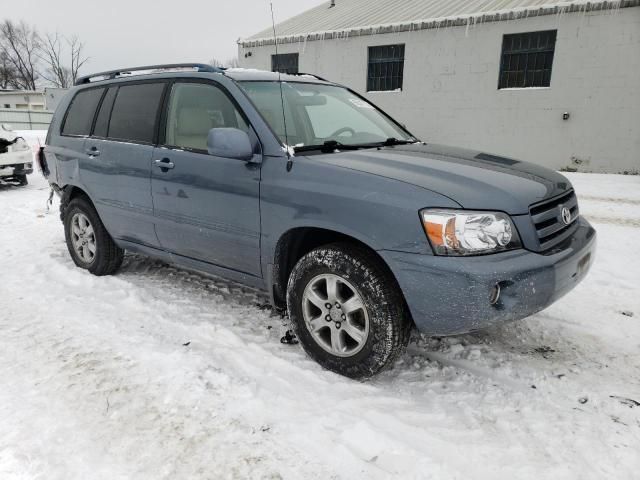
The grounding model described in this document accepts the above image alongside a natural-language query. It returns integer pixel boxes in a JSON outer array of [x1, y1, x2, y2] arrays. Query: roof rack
[[292, 72, 330, 82], [74, 63, 224, 86]]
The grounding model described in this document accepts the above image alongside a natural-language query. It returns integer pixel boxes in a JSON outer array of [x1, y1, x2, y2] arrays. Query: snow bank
[[0, 171, 638, 479]]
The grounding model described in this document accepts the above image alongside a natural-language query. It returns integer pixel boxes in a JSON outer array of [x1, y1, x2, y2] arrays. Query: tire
[[287, 242, 411, 379], [17, 174, 28, 186], [63, 196, 124, 276]]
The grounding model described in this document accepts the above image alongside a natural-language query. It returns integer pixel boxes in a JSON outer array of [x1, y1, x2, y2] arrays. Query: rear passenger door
[[84, 81, 166, 248], [55, 87, 104, 189], [151, 80, 262, 276]]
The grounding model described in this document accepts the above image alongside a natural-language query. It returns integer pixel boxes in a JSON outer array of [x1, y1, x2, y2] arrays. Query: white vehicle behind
[[0, 124, 33, 186]]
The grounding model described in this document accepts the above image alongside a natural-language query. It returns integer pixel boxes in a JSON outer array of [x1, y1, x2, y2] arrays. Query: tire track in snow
[[579, 195, 640, 206]]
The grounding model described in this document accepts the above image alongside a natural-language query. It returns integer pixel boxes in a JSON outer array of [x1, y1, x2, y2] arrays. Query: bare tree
[[225, 57, 240, 68], [39, 32, 88, 87], [208, 57, 224, 68], [68, 35, 87, 84], [0, 51, 17, 89], [39, 32, 69, 87], [0, 20, 40, 90], [209, 57, 240, 69]]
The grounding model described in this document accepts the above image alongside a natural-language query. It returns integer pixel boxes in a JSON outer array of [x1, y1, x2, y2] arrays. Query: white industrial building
[[239, 0, 640, 173], [0, 88, 67, 111]]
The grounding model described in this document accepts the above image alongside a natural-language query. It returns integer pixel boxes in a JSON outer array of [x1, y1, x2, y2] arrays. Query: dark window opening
[[499, 30, 557, 89], [107, 83, 165, 144], [92, 87, 117, 138], [271, 53, 299, 74], [61, 88, 104, 136], [367, 44, 405, 92]]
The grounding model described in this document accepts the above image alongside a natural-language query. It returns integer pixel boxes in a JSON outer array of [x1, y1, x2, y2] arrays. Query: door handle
[[85, 147, 100, 157], [154, 158, 175, 170]]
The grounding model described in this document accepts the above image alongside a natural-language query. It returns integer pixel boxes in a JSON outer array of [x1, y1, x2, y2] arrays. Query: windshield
[[238, 81, 415, 149]]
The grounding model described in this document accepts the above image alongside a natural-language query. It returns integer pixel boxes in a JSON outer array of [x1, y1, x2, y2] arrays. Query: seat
[[173, 108, 212, 151]]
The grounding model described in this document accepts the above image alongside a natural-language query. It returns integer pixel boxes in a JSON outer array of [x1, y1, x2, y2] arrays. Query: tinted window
[[367, 44, 405, 92], [271, 53, 299, 74], [62, 88, 104, 136], [108, 83, 165, 143], [93, 87, 117, 138], [499, 30, 557, 89], [165, 83, 248, 151]]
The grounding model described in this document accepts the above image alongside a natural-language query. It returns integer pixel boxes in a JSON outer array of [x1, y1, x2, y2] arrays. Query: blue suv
[[42, 64, 596, 378]]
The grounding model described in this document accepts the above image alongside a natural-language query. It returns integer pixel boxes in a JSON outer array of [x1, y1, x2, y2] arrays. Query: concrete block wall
[[239, 7, 640, 173]]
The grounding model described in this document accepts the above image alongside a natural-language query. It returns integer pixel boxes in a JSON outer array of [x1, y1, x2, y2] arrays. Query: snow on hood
[[0, 124, 18, 142]]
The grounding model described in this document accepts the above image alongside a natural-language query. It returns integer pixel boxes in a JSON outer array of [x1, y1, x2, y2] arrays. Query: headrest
[[176, 108, 211, 136]]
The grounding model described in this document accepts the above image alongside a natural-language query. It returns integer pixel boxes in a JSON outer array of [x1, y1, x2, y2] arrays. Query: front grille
[[530, 190, 579, 252]]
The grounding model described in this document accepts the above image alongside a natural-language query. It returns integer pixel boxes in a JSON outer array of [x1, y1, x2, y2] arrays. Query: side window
[[108, 83, 165, 143], [165, 82, 248, 152], [498, 30, 557, 89], [367, 44, 405, 92], [92, 87, 117, 138], [61, 88, 104, 136], [271, 53, 299, 74]]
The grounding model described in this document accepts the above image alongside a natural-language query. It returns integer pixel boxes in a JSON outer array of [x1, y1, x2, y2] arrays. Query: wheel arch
[[270, 227, 411, 322], [60, 185, 94, 221]]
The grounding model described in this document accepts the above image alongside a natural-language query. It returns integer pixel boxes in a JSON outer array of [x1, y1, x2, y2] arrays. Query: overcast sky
[[8, 0, 323, 74]]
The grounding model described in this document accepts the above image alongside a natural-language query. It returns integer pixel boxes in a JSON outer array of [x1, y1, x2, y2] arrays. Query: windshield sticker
[[349, 99, 374, 109]]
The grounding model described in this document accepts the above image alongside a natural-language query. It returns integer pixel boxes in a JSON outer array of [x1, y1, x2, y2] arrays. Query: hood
[[314, 143, 572, 215]]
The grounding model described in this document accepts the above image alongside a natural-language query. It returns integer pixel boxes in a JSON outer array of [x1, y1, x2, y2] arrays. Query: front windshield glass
[[238, 81, 414, 148]]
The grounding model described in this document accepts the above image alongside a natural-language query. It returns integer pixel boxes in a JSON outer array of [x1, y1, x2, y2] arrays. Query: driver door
[[151, 81, 262, 276]]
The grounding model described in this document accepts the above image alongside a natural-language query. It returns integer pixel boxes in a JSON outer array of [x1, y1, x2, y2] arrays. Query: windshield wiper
[[293, 138, 416, 154], [381, 137, 415, 146], [293, 140, 372, 153]]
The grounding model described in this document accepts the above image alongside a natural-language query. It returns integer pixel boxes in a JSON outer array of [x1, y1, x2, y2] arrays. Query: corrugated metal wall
[[0, 109, 53, 130]]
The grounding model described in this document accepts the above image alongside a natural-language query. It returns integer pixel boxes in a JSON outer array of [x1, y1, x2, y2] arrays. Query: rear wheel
[[287, 243, 411, 378], [63, 196, 124, 276]]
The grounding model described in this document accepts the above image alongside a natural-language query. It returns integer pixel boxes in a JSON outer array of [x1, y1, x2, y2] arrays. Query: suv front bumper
[[380, 217, 596, 335]]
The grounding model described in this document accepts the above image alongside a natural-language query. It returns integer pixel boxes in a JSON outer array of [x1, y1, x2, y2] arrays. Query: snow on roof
[[241, 0, 637, 47]]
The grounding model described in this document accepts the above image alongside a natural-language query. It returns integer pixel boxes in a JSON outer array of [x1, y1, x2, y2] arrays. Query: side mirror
[[207, 128, 254, 161]]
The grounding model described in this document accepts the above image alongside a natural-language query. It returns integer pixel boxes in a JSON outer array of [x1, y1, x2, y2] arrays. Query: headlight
[[420, 209, 521, 256]]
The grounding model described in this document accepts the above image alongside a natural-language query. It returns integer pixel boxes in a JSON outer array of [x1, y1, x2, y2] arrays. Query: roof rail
[[74, 63, 224, 86], [292, 72, 330, 82]]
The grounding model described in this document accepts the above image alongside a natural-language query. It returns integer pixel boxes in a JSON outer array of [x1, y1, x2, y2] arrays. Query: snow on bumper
[[0, 150, 33, 177], [380, 216, 596, 336]]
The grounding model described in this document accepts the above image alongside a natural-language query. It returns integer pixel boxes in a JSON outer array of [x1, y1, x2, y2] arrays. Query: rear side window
[[62, 88, 104, 136], [93, 87, 117, 138], [108, 83, 165, 143]]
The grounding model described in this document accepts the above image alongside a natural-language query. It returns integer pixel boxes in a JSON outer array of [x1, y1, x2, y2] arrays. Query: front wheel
[[287, 243, 411, 378]]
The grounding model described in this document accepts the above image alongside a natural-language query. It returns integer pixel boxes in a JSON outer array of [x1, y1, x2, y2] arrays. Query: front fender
[[260, 154, 462, 265]]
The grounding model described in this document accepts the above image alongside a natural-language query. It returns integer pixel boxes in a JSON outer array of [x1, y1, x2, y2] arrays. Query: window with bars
[[271, 53, 299, 75], [367, 44, 405, 92], [499, 30, 557, 89]]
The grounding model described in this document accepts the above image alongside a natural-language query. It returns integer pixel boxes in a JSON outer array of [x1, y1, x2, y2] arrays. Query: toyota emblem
[[561, 207, 572, 225]]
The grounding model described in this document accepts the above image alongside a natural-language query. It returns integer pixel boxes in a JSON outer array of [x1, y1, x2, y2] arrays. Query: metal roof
[[242, 0, 637, 46]]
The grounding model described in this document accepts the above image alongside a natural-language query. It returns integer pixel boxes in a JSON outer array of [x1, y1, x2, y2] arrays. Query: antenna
[[270, 2, 293, 169]]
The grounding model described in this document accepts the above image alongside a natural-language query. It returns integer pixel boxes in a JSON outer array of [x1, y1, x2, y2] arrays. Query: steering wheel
[[328, 127, 356, 138]]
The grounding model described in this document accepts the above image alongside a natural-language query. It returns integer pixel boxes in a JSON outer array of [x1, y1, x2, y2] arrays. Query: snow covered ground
[[1, 131, 639, 480]]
